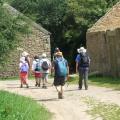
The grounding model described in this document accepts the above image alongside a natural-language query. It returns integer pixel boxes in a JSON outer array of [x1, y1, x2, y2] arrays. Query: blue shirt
[[75, 53, 90, 67], [75, 54, 81, 63]]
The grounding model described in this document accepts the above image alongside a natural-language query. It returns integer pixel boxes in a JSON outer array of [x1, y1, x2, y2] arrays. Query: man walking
[[75, 47, 90, 90], [52, 52, 69, 99]]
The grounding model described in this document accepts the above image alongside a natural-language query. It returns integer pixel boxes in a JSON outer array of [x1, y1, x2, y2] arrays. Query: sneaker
[[78, 87, 82, 90], [26, 84, 29, 88], [58, 92, 63, 99], [42, 85, 47, 89], [35, 83, 38, 87], [20, 84, 23, 88], [85, 88, 88, 90]]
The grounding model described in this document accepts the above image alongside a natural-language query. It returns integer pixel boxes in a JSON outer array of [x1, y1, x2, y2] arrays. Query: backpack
[[35, 61, 41, 71], [55, 58, 67, 77], [20, 63, 28, 72], [79, 53, 89, 67], [42, 61, 49, 71]]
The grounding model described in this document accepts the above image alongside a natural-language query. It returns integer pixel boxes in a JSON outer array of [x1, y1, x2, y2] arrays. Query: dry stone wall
[[87, 28, 120, 77], [0, 26, 51, 78]]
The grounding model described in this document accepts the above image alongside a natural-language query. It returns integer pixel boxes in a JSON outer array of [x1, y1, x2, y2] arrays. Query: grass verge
[[0, 90, 52, 120], [67, 74, 120, 90], [89, 75, 120, 90], [82, 97, 120, 120]]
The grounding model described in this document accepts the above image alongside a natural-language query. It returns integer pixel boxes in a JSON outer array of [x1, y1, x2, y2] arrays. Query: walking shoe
[[58, 92, 63, 99], [20, 84, 23, 88], [26, 84, 29, 88], [42, 85, 47, 89], [35, 83, 38, 86], [38, 84, 40, 87], [78, 87, 82, 90], [85, 88, 88, 90]]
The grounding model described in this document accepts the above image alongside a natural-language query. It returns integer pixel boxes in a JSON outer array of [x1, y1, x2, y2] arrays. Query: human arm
[[75, 54, 80, 73]]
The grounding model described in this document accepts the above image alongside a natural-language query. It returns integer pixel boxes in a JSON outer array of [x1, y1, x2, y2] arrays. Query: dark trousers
[[79, 67, 89, 89]]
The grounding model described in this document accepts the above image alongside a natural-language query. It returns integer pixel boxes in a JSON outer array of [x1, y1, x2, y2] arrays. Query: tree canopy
[[1, 0, 119, 70]]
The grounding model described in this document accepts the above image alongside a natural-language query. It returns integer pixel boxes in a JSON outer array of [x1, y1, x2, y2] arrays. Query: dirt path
[[0, 80, 120, 120]]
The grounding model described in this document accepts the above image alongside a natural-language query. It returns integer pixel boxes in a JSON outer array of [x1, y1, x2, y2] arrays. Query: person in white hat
[[75, 47, 90, 90], [40, 53, 51, 88], [21, 51, 30, 68], [19, 51, 30, 87], [19, 57, 29, 88]]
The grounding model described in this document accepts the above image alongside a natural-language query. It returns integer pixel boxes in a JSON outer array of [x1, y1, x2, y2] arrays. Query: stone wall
[[0, 26, 51, 77], [87, 28, 120, 77]]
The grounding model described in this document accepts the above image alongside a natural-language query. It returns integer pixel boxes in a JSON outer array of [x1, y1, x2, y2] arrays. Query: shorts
[[34, 72, 42, 78], [20, 72, 27, 84], [42, 73, 48, 80], [54, 76, 65, 86]]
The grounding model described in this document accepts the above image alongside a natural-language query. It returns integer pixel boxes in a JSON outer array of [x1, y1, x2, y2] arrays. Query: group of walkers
[[19, 47, 90, 99]]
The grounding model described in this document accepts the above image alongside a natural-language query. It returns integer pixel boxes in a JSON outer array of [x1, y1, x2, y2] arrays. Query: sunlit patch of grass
[[0, 90, 52, 120], [89, 76, 120, 90], [67, 74, 120, 90], [82, 97, 120, 120]]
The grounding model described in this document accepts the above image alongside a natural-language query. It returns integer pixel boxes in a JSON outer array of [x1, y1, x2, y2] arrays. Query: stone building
[[0, 4, 51, 77], [86, 2, 120, 77]]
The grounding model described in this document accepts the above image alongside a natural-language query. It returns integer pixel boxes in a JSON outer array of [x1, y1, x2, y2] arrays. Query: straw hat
[[55, 52, 63, 56]]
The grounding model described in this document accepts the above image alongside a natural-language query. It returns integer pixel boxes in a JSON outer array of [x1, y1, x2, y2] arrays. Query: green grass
[[67, 74, 120, 90], [89, 76, 120, 90], [82, 97, 120, 120], [0, 90, 52, 120]]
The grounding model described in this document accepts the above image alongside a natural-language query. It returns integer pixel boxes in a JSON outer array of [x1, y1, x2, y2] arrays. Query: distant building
[[87, 2, 120, 77], [0, 4, 51, 77]]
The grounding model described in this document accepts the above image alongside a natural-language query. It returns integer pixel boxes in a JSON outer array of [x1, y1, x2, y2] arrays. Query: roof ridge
[[88, 1, 120, 32], [3, 3, 51, 35]]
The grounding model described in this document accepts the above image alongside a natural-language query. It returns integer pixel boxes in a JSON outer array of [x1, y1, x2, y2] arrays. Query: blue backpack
[[55, 58, 67, 77], [35, 61, 41, 71], [20, 63, 28, 72]]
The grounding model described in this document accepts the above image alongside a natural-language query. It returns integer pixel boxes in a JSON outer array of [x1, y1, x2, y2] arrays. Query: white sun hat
[[77, 47, 85, 53], [42, 53, 47, 58], [22, 51, 29, 57]]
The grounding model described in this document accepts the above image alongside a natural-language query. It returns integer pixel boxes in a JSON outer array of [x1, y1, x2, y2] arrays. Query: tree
[[11, 0, 120, 71], [0, 3, 28, 65]]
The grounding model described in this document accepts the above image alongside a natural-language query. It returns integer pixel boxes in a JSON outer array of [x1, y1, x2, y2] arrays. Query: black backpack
[[79, 53, 89, 67], [42, 61, 49, 70]]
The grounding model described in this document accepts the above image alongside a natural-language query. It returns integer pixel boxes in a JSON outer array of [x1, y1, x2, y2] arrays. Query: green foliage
[[83, 97, 120, 120], [0, 90, 52, 120], [11, 0, 120, 71], [0, 4, 29, 65]]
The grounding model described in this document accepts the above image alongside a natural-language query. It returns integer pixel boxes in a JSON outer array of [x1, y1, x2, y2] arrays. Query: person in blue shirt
[[75, 47, 90, 90], [52, 52, 69, 99]]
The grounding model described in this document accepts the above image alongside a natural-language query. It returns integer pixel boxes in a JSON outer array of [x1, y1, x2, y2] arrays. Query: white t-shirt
[[19, 62, 29, 72], [32, 59, 41, 73], [40, 58, 51, 73]]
